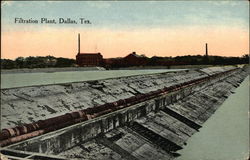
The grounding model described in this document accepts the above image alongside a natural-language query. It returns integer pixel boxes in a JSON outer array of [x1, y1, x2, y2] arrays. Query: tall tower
[[205, 43, 208, 56], [78, 33, 80, 54]]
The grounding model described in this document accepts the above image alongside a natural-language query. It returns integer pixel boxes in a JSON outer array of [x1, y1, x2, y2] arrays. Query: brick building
[[75, 34, 103, 67], [76, 53, 103, 66], [123, 52, 148, 66]]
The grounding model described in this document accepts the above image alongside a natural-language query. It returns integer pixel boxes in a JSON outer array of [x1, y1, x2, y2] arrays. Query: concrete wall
[[6, 73, 224, 154], [7, 81, 199, 153]]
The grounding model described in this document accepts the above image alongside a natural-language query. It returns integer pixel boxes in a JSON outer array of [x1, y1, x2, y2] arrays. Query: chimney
[[78, 33, 80, 54], [205, 43, 208, 56]]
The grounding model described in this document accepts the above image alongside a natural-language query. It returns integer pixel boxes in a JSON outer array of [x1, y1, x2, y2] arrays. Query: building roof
[[78, 53, 102, 55], [126, 52, 147, 58]]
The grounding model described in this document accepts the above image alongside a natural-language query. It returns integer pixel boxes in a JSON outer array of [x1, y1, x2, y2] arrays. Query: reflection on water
[[177, 76, 249, 160], [1, 69, 180, 89]]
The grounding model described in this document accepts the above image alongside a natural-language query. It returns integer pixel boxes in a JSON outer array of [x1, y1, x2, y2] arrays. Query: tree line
[[1, 54, 249, 69], [1, 56, 76, 69], [148, 54, 249, 66], [107, 54, 249, 68]]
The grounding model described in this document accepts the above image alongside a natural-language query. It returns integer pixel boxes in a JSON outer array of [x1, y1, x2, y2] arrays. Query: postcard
[[1, 1, 249, 160]]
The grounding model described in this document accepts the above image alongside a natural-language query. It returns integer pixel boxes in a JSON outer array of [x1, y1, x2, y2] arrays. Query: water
[[1, 69, 181, 89], [177, 76, 249, 160]]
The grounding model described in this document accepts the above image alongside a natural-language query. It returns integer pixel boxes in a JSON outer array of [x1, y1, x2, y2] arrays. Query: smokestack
[[78, 33, 80, 54], [205, 43, 208, 56]]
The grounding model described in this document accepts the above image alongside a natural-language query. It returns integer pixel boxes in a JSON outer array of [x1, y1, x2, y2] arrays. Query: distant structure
[[204, 43, 209, 64], [123, 52, 148, 66], [78, 33, 80, 54], [76, 34, 103, 67], [205, 43, 208, 56]]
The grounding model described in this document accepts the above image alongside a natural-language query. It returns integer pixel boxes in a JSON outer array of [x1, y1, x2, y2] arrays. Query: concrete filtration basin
[[0, 65, 249, 160]]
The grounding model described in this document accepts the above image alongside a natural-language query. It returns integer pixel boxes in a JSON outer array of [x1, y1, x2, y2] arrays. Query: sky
[[1, 1, 249, 59]]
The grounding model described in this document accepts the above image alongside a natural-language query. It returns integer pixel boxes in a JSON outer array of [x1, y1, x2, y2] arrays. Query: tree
[[1, 59, 16, 69], [15, 57, 25, 68], [55, 58, 75, 67]]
